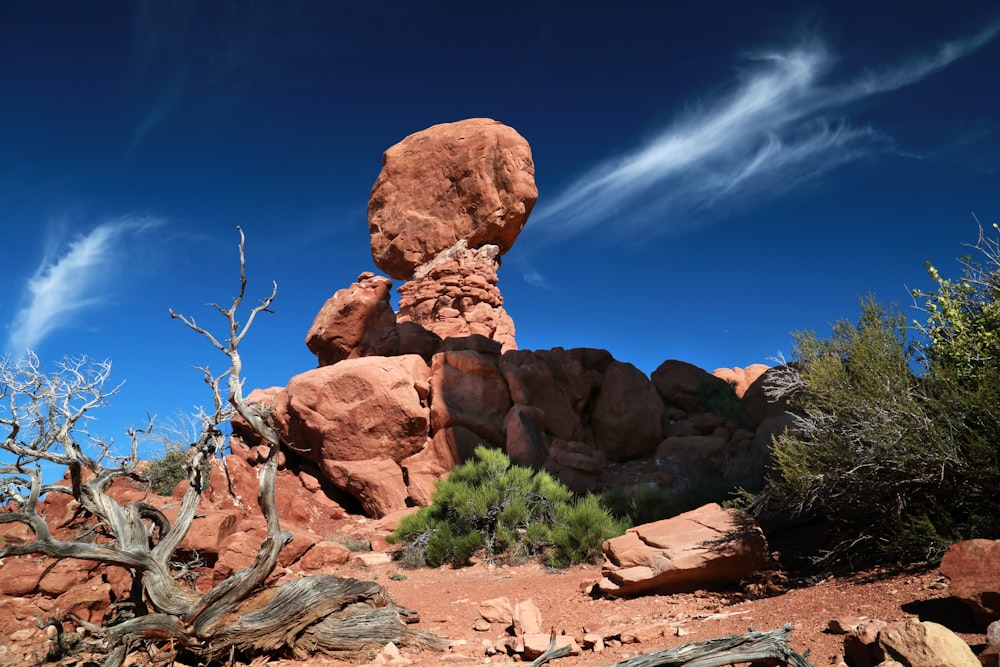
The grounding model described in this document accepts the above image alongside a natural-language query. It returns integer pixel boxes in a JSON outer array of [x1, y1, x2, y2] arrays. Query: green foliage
[[912, 222, 1000, 387], [601, 482, 684, 526], [549, 494, 627, 567], [145, 445, 205, 496], [749, 297, 966, 567], [750, 223, 1000, 570], [390, 446, 622, 567], [697, 378, 741, 420]]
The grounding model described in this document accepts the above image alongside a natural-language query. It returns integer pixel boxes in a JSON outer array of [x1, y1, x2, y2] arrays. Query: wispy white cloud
[[522, 268, 556, 291], [5, 217, 163, 356], [529, 23, 1000, 239]]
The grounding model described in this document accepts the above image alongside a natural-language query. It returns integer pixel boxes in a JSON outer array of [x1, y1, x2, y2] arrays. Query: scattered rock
[[478, 597, 514, 625], [828, 616, 864, 634], [521, 633, 581, 660], [513, 599, 543, 636]]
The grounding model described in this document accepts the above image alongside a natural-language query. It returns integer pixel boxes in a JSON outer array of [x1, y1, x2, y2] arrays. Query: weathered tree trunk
[[598, 624, 814, 667], [0, 229, 446, 667]]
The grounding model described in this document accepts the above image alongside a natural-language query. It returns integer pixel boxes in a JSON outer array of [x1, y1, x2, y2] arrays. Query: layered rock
[[397, 240, 517, 351], [369, 118, 537, 280], [597, 503, 768, 597]]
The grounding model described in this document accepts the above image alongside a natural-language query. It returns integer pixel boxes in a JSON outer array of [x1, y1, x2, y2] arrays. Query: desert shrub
[[145, 445, 208, 496], [697, 377, 741, 420], [748, 255, 1000, 570], [747, 297, 960, 568], [389, 446, 622, 567], [550, 494, 626, 566], [601, 482, 682, 525]]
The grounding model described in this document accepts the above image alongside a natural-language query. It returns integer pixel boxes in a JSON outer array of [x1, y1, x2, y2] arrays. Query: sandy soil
[[0, 526, 985, 667], [328, 554, 984, 667]]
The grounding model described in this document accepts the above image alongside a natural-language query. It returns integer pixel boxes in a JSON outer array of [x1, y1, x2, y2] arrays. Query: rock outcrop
[[244, 118, 781, 519], [369, 118, 537, 280], [596, 503, 768, 597]]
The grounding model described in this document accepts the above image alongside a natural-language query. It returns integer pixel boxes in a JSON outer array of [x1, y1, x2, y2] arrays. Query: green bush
[[146, 445, 194, 496], [747, 297, 960, 568], [747, 232, 1000, 571], [697, 377, 741, 420], [389, 446, 623, 567], [145, 444, 214, 496]]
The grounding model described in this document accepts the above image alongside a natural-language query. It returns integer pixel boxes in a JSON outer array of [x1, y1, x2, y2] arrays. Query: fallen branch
[[599, 624, 813, 667], [530, 629, 573, 666]]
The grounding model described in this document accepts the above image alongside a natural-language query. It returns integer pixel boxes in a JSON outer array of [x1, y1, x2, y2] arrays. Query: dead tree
[[0, 228, 443, 666], [599, 624, 814, 667]]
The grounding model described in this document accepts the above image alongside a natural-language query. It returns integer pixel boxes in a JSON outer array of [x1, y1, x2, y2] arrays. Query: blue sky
[[2, 1, 999, 453]]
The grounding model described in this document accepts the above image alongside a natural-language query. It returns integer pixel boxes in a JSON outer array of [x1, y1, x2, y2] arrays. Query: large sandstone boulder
[[597, 503, 768, 597], [500, 347, 608, 443], [282, 355, 431, 464], [740, 364, 796, 430], [429, 349, 512, 458], [306, 272, 399, 365], [369, 118, 537, 280], [875, 619, 980, 667], [652, 359, 732, 414], [940, 539, 1000, 625], [591, 360, 665, 461], [712, 364, 770, 398]]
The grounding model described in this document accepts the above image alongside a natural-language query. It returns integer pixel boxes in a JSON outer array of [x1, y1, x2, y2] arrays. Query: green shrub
[[697, 377, 741, 420], [748, 275, 1000, 570], [146, 446, 191, 495], [389, 446, 622, 567], [145, 444, 213, 496]]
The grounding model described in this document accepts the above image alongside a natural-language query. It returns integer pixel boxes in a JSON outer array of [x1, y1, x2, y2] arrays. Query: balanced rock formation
[[250, 118, 781, 520], [369, 118, 537, 281], [597, 503, 768, 597]]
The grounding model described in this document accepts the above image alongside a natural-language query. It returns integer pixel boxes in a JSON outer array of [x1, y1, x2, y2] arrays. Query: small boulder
[[875, 618, 979, 667], [521, 633, 581, 660], [597, 503, 767, 597], [306, 272, 399, 365], [939, 539, 1000, 625]]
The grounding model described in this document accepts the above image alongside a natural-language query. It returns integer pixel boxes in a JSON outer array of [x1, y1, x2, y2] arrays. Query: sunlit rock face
[[368, 117, 537, 281]]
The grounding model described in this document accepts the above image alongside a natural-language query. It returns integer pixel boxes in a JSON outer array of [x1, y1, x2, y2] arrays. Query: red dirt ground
[[0, 527, 985, 666]]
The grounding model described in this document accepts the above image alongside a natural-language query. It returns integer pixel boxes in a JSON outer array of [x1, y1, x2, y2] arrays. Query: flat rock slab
[[598, 503, 767, 597]]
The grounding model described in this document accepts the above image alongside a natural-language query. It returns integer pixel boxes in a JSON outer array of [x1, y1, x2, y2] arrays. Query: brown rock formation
[[712, 363, 770, 398], [282, 355, 431, 464], [597, 503, 768, 597], [397, 241, 517, 351], [940, 539, 1000, 625], [369, 118, 537, 280], [306, 272, 399, 365]]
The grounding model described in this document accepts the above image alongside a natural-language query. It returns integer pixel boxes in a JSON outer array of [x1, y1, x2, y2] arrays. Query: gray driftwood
[[598, 624, 813, 667]]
